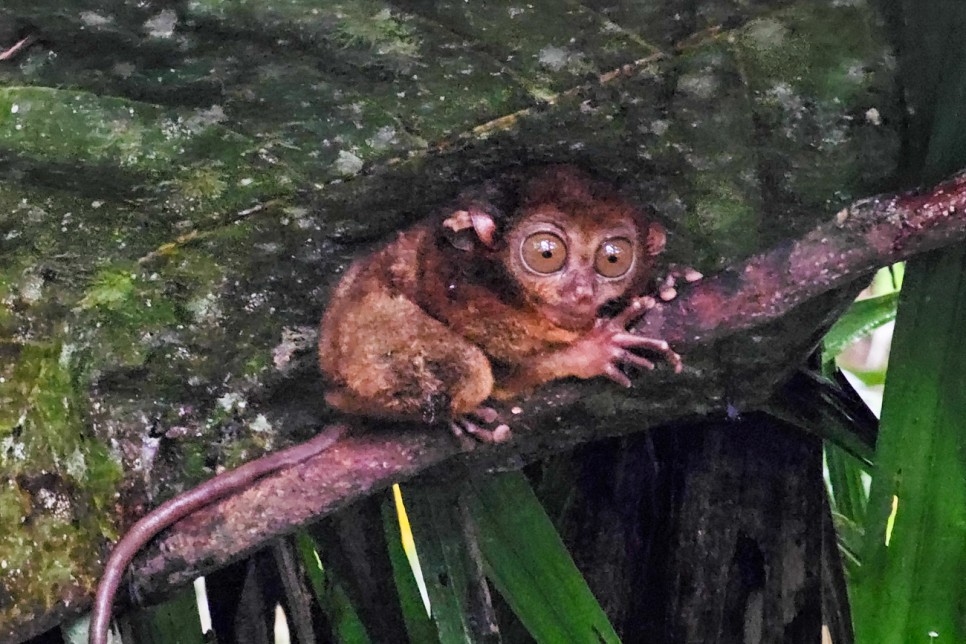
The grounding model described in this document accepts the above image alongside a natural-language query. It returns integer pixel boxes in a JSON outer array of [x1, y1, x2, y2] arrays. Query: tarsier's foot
[[569, 296, 682, 388], [449, 406, 512, 444], [657, 264, 703, 302]]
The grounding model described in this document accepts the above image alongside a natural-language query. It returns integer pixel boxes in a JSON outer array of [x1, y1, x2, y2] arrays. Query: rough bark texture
[[548, 415, 849, 643], [664, 418, 824, 643]]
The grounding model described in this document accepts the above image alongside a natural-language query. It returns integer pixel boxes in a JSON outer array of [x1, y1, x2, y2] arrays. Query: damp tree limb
[[114, 169, 966, 604]]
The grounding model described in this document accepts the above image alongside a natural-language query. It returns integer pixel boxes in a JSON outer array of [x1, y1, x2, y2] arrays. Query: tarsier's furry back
[[318, 165, 680, 433]]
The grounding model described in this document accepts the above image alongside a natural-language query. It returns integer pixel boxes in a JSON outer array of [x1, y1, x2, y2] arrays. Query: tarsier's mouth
[[542, 302, 597, 331]]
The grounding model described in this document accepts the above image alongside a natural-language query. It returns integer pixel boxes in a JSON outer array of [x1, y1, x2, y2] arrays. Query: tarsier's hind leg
[[320, 289, 494, 422]]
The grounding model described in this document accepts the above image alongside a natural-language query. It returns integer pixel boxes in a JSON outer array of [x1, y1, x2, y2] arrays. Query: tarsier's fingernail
[[476, 407, 499, 424], [660, 287, 677, 301], [685, 269, 703, 282]]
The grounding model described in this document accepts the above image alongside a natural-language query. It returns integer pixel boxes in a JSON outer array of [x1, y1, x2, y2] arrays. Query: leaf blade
[[823, 291, 899, 360], [852, 248, 966, 643], [467, 472, 620, 644]]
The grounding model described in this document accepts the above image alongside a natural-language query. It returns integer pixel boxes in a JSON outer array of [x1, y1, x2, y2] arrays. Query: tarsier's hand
[[568, 296, 682, 388], [656, 264, 704, 302]]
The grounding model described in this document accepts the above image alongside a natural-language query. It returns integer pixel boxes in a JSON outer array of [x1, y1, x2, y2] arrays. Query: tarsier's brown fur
[[319, 166, 679, 434]]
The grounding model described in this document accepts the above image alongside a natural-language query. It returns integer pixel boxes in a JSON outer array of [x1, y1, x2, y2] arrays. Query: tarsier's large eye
[[521, 232, 567, 274], [595, 238, 634, 278]]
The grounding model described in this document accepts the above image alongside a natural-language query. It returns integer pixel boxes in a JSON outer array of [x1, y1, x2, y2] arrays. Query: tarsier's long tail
[[89, 425, 345, 644]]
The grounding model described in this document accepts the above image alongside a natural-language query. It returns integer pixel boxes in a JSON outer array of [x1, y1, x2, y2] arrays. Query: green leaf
[[402, 485, 499, 643], [825, 444, 869, 526], [381, 495, 441, 644], [467, 472, 620, 644], [825, 440, 869, 580], [849, 2, 966, 641], [823, 291, 899, 360], [295, 530, 371, 644], [852, 248, 966, 643], [829, 510, 863, 579], [122, 587, 205, 644], [767, 371, 877, 466], [842, 368, 887, 387]]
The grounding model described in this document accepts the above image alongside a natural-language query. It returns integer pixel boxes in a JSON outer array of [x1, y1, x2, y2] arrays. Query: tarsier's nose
[[571, 273, 595, 301]]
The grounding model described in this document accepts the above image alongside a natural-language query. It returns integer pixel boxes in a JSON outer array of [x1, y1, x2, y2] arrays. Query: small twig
[[0, 35, 36, 61], [269, 540, 317, 644], [137, 199, 280, 264]]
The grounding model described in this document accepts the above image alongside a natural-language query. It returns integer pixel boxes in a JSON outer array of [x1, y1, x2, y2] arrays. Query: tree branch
[[638, 170, 966, 345], [123, 170, 966, 602]]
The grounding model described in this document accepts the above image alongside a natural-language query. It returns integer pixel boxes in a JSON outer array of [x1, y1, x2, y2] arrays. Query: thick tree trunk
[[555, 414, 847, 643]]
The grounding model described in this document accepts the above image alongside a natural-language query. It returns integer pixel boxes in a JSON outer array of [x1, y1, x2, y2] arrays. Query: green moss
[[76, 270, 137, 311], [0, 509, 98, 613], [0, 286, 13, 332], [0, 341, 121, 611], [0, 87, 295, 215], [690, 178, 761, 261], [243, 353, 270, 378], [2, 344, 76, 467], [174, 166, 229, 202], [177, 443, 211, 485], [78, 267, 180, 329], [736, 5, 884, 103], [0, 483, 30, 525], [75, 265, 182, 371], [207, 216, 259, 243], [0, 343, 120, 481], [332, 3, 421, 59], [166, 248, 227, 289], [0, 87, 164, 171]]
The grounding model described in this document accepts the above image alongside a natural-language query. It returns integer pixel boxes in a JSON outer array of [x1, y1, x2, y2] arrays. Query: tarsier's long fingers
[[450, 418, 511, 444], [659, 265, 704, 301], [664, 350, 684, 373], [607, 300, 684, 374], [470, 406, 500, 425], [618, 350, 656, 371], [653, 344, 683, 373], [604, 364, 633, 388], [612, 333, 669, 351], [611, 295, 656, 328], [614, 333, 683, 373]]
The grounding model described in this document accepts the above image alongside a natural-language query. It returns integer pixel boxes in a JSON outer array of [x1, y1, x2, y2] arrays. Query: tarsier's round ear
[[442, 207, 499, 251], [645, 221, 667, 256]]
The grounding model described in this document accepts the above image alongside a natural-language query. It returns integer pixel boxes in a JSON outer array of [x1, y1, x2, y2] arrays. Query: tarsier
[[90, 165, 682, 644], [319, 165, 682, 441]]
